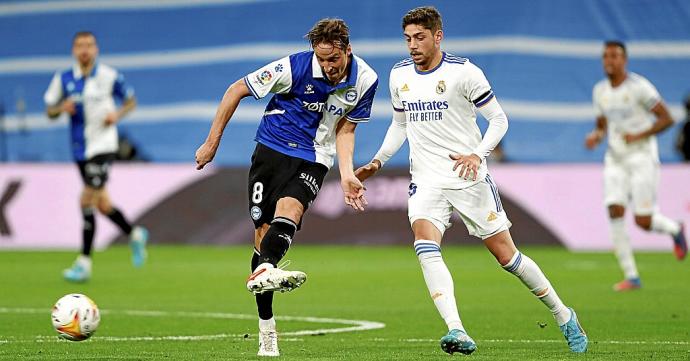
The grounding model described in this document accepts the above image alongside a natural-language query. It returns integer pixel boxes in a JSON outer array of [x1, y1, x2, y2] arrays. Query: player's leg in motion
[[630, 158, 687, 260], [487, 231, 587, 353], [63, 186, 98, 282], [95, 189, 149, 267], [247, 197, 306, 294], [608, 205, 642, 291], [412, 220, 476, 355], [250, 229, 279, 357], [642, 212, 687, 260]]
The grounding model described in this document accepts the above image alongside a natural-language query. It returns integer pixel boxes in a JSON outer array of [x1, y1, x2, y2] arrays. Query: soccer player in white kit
[[355, 7, 587, 354], [586, 41, 687, 292]]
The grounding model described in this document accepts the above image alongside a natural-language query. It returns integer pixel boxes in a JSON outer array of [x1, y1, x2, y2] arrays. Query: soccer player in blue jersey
[[44, 31, 149, 283], [195, 19, 378, 356]]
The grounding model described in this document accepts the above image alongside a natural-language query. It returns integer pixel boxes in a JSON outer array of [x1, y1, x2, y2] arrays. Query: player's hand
[[61, 99, 76, 115], [450, 153, 481, 181], [585, 131, 602, 149], [341, 174, 367, 211], [104, 112, 119, 126], [354, 160, 380, 182], [195, 142, 217, 170], [623, 132, 643, 144]]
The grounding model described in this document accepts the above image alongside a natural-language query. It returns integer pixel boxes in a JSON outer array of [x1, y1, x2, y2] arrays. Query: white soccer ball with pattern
[[51, 293, 101, 341]]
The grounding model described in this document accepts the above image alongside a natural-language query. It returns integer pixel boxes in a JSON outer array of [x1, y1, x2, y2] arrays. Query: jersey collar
[[414, 52, 445, 75], [72, 62, 98, 79]]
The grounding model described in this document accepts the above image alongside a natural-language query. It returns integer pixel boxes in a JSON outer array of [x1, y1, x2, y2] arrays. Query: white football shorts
[[604, 152, 659, 215], [408, 174, 512, 239]]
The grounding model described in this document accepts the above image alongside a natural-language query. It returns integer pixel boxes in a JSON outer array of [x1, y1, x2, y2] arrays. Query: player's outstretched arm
[[336, 118, 367, 211], [195, 79, 251, 170], [623, 101, 674, 144], [355, 110, 407, 183], [105, 97, 137, 126], [354, 159, 381, 182], [585, 116, 607, 149]]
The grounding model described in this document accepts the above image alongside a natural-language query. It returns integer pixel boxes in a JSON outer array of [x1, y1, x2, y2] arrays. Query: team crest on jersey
[[401, 84, 409, 92], [256, 70, 273, 85], [304, 84, 314, 94], [436, 80, 446, 94], [250, 206, 262, 221], [345, 88, 358, 102], [408, 183, 417, 197], [66, 82, 75, 92]]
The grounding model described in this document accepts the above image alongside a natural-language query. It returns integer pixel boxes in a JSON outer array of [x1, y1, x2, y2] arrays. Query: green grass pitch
[[0, 245, 688, 360]]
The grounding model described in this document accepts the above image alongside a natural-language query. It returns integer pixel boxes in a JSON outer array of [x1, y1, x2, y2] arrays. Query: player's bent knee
[[634, 216, 652, 230], [274, 197, 304, 224], [483, 230, 517, 266], [608, 205, 625, 218], [411, 219, 443, 242]]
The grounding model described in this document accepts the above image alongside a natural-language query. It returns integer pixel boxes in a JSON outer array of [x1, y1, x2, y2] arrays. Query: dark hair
[[73, 31, 96, 44], [605, 40, 627, 57], [402, 6, 443, 33], [306, 18, 349, 50]]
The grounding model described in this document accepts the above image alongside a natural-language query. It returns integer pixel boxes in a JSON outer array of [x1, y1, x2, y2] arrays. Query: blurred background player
[[195, 19, 377, 356], [43, 31, 149, 283], [586, 41, 687, 291], [355, 6, 587, 355], [675, 94, 690, 161]]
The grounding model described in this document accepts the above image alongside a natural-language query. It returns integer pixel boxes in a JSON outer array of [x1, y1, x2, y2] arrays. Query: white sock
[[651, 213, 681, 236], [76, 255, 92, 273], [503, 251, 571, 326], [414, 240, 464, 331], [610, 218, 639, 280], [259, 317, 276, 331]]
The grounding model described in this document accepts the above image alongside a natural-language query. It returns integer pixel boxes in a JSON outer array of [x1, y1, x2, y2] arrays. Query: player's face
[[72, 35, 98, 67], [602, 45, 626, 77], [314, 42, 351, 84], [403, 24, 442, 67]]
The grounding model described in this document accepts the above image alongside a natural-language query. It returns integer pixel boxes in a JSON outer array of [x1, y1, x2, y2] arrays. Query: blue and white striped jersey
[[244, 51, 378, 168], [44, 63, 134, 161]]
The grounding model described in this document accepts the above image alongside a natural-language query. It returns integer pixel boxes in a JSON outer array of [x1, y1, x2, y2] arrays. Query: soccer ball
[[51, 293, 101, 341]]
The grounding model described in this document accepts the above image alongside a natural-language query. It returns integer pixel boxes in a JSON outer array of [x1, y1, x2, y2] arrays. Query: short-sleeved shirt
[[243, 51, 378, 168], [593, 72, 661, 160], [44, 63, 134, 161], [389, 53, 495, 189]]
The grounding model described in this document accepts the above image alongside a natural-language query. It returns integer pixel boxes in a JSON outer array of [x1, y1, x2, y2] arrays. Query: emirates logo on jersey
[[436, 80, 446, 94]]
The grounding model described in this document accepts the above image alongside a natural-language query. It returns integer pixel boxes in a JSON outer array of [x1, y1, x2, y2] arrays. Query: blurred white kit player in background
[[586, 40, 687, 292]]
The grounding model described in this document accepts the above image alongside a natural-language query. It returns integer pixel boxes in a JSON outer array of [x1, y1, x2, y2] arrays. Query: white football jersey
[[593, 72, 661, 160], [390, 53, 495, 189]]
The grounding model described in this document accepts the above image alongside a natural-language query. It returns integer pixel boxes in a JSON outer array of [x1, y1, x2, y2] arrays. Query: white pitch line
[[0, 307, 385, 343]]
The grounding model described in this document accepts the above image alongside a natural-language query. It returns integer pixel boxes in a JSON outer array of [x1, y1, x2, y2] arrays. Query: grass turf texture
[[0, 245, 688, 360]]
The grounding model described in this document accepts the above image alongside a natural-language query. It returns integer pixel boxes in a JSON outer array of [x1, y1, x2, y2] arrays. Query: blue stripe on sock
[[414, 241, 441, 255], [416, 249, 442, 256], [506, 253, 522, 272], [414, 245, 440, 252]]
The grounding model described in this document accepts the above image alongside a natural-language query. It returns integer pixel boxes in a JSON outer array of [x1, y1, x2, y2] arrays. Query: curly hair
[[402, 6, 443, 33], [305, 18, 350, 50]]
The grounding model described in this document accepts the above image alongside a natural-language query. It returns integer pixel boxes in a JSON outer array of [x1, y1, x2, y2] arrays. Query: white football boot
[[247, 263, 306, 295]]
